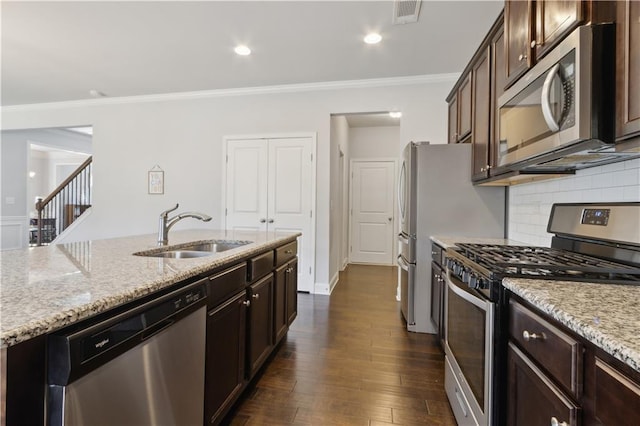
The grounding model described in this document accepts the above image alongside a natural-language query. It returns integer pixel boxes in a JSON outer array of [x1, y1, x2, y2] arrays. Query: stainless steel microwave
[[496, 24, 616, 172]]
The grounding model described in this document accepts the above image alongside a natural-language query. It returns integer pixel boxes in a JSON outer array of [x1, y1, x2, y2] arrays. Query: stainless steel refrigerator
[[397, 142, 506, 333]]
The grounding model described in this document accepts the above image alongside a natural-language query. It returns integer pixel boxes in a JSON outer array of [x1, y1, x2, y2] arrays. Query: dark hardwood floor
[[224, 264, 456, 425]]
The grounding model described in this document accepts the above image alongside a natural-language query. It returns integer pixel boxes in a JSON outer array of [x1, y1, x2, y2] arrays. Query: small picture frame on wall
[[148, 167, 164, 194]]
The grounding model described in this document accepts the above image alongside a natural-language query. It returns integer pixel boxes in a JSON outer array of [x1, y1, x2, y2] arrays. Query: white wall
[[349, 126, 401, 159], [1, 76, 456, 288], [508, 158, 640, 246], [329, 115, 349, 291]]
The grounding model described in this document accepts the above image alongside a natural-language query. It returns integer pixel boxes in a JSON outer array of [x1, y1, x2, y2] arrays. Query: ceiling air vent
[[392, 0, 422, 25]]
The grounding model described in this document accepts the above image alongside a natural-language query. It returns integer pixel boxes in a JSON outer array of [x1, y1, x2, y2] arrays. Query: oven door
[[444, 271, 494, 426]]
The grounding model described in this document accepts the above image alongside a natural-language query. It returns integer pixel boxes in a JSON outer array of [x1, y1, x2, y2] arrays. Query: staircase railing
[[34, 156, 92, 246]]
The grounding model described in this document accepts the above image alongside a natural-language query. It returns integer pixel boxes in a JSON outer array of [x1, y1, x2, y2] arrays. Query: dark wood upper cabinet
[[505, 0, 532, 86], [447, 73, 472, 144], [490, 24, 506, 171], [448, 97, 459, 144], [534, 1, 584, 59], [458, 74, 473, 141], [471, 46, 491, 181], [616, 0, 640, 139], [505, 0, 586, 89]]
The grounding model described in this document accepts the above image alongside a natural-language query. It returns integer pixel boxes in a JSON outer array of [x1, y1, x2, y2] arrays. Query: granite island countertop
[[0, 229, 299, 348], [503, 278, 640, 373]]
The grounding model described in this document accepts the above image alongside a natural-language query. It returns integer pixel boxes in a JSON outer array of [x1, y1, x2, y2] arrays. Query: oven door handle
[[446, 271, 489, 311], [541, 63, 562, 132]]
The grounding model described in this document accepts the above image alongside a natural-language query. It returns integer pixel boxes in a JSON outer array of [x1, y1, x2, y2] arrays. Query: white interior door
[[225, 140, 268, 232], [225, 136, 315, 293], [268, 138, 314, 293], [350, 160, 395, 265]]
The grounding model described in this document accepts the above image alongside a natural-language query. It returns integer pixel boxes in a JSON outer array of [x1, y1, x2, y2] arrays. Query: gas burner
[[452, 243, 640, 284]]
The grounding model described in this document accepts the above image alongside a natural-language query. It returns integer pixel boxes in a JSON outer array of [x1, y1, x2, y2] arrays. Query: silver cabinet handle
[[550, 417, 568, 426], [259, 218, 266, 223], [285, 249, 293, 254], [242, 300, 251, 307], [523, 330, 545, 341], [252, 294, 260, 300], [518, 53, 527, 61]]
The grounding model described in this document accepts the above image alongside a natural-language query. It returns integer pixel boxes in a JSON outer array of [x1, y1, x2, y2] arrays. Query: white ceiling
[[1, 1, 503, 107]]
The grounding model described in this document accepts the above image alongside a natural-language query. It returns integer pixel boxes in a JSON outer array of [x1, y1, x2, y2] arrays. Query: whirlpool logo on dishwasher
[[95, 338, 109, 349]]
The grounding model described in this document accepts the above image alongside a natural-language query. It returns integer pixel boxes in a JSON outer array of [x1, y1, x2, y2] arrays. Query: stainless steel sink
[[134, 240, 252, 258], [145, 250, 215, 259]]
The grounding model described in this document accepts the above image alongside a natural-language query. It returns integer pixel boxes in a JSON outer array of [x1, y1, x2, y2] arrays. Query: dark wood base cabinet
[[507, 294, 640, 426], [507, 342, 580, 426], [247, 274, 274, 378], [205, 291, 247, 424]]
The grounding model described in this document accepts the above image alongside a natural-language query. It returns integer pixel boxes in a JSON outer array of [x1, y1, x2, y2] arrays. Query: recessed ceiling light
[[89, 89, 107, 98], [364, 33, 382, 44], [389, 111, 402, 118], [29, 171, 36, 178], [234, 45, 251, 56]]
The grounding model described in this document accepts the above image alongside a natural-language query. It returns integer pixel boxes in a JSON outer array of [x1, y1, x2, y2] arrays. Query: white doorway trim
[[348, 157, 398, 266], [221, 132, 317, 293]]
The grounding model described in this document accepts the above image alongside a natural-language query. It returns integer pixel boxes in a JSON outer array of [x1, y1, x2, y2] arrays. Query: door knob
[[268, 219, 274, 223], [388, 217, 392, 222], [259, 218, 266, 223]]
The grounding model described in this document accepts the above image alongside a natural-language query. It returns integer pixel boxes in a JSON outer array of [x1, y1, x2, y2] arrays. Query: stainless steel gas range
[[443, 202, 640, 426]]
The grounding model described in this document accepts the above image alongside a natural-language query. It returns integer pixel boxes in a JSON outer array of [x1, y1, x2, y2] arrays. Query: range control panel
[[582, 208, 610, 226]]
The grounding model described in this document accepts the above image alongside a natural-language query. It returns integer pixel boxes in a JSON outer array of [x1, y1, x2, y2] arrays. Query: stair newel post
[[36, 197, 43, 246]]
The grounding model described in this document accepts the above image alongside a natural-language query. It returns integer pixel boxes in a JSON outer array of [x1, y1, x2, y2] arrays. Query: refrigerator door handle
[[397, 255, 409, 271], [398, 160, 406, 222]]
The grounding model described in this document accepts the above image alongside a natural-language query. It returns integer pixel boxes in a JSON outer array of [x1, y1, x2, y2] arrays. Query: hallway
[[225, 264, 456, 425]]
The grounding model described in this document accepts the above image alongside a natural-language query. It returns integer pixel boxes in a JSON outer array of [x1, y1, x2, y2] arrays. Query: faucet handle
[[160, 203, 179, 217]]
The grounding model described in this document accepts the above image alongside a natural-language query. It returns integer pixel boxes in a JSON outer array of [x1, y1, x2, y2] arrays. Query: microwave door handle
[[541, 63, 562, 132]]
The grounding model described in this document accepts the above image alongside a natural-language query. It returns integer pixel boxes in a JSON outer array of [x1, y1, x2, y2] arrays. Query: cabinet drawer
[[248, 250, 274, 282], [208, 263, 247, 308], [431, 243, 443, 267], [509, 300, 582, 398], [275, 240, 297, 266]]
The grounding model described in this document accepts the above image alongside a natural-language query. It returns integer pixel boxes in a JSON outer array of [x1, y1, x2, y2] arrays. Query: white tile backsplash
[[508, 159, 640, 246]]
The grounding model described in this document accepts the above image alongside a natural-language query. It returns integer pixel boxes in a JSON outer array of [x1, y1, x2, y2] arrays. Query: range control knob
[[468, 273, 478, 289]]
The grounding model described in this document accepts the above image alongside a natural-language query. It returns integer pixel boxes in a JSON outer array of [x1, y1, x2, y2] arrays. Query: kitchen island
[[1, 229, 300, 425]]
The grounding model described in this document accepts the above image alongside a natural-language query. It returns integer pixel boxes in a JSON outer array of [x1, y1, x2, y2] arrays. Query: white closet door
[[225, 136, 315, 293], [267, 138, 313, 292], [225, 140, 268, 232]]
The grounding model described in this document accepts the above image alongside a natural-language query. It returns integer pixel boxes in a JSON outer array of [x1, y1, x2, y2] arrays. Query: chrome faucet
[[158, 203, 212, 246]]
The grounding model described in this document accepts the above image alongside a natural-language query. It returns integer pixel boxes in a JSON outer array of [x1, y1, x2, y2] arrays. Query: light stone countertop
[[430, 235, 524, 249], [503, 278, 640, 373], [0, 229, 299, 348]]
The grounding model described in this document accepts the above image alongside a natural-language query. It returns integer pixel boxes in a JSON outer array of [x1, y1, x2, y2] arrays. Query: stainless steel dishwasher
[[47, 280, 207, 426]]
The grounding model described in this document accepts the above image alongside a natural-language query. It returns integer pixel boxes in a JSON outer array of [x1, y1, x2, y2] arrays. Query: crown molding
[[2, 73, 460, 113]]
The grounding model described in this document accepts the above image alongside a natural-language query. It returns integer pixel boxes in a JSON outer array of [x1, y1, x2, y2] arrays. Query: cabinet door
[[616, 0, 640, 139], [247, 274, 274, 378], [593, 358, 640, 425], [471, 47, 491, 181], [286, 260, 298, 326], [507, 342, 580, 426], [505, 0, 532, 87], [430, 262, 444, 346], [458, 74, 472, 140], [448, 97, 458, 144], [491, 24, 506, 171], [205, 291, 247, 425], [274, 263, 288, 344], [534, 0, 583, 60]]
